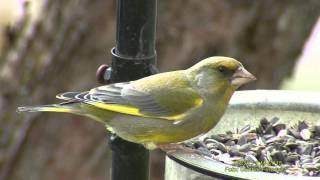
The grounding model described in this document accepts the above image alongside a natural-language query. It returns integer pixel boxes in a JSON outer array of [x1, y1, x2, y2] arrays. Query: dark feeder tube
[[108, 0, 157, 180]]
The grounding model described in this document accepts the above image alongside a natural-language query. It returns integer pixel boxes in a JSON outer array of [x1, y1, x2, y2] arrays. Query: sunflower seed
[[285, 142, 299, 150], [299, 144, 313, 155], [237, 135, 247, 146], [300, 129, 311, 140], [270, 117, 280, 126], [240, 124, 251, 134], [286, 153, 300, 164], [270, 151, 286, 163], [193, 117, 320, 176], [273, 123, 286, 133], [239, 144, 251, 152], [288, 128, 301, 139], [245, 154, 258, 162], [298, 121, 309, 131], [313, 126, 320, 137]]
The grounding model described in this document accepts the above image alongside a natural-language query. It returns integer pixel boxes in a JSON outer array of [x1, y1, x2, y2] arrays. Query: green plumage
[[17, 56, 255, 149]]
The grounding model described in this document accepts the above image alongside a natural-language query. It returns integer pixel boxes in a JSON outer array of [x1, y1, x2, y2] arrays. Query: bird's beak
[[230, 67, 256, 88]]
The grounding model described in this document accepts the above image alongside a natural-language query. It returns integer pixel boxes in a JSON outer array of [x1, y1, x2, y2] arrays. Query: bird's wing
[[56, 72, 203, 121]]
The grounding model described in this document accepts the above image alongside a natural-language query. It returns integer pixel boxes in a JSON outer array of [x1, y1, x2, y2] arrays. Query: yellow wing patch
[[41, 107, 73, 113], [92, 102, 144, 117], [87, 100, 203, 121]]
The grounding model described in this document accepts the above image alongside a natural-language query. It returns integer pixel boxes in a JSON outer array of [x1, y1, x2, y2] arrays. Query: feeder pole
[[100, 0, 157, 180]]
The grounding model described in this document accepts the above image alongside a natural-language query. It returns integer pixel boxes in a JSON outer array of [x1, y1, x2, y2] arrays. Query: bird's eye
[[218, 65, 226, 73]]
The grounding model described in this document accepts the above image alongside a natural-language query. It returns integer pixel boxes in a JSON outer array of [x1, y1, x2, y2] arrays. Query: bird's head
[[187, 56, 256, 94]]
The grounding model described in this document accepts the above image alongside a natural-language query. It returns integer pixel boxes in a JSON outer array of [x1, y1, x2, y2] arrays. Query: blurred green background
[[0, 1, 319, 180]]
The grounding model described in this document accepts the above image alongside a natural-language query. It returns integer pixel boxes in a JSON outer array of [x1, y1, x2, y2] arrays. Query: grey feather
[[56, 82, 171, 116]]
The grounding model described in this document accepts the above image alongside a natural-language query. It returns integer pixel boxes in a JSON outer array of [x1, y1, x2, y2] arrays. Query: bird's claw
[[158, 143, 213, 158]]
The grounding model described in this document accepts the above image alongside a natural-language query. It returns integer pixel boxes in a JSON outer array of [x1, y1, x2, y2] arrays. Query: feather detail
[[49, 72, 204, 121], [17, 101, 79, 113]]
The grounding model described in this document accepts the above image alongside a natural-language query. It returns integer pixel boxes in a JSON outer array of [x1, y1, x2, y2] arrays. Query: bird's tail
[[17, 102, 80, 114]]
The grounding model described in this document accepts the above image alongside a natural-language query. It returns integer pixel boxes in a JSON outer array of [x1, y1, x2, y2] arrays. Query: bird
[[17, 56, 256, 151]]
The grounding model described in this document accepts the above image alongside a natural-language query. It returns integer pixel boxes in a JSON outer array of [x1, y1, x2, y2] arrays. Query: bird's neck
[[200, 86, 234, 131], [206, 85, 234, 108]]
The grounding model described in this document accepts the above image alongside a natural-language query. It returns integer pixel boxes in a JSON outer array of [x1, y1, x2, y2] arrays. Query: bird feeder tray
[[165, 90, 320, 180]]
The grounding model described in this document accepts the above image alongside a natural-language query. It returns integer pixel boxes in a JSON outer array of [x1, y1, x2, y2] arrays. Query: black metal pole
[[106, 0, 157, 180]]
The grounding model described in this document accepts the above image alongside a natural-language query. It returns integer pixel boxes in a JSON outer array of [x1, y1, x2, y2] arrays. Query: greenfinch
[[18, 56, 255, 150]]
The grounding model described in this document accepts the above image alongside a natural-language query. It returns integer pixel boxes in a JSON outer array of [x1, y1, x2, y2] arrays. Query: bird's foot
[[158, 143, 212, 158], [158, 143, 195, 154]]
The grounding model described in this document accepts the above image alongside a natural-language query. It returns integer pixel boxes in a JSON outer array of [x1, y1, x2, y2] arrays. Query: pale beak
[[231, 67, 256, 88]]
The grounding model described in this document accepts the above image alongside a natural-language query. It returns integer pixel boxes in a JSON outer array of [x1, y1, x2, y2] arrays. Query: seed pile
[[192, 117, 320, 176]]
